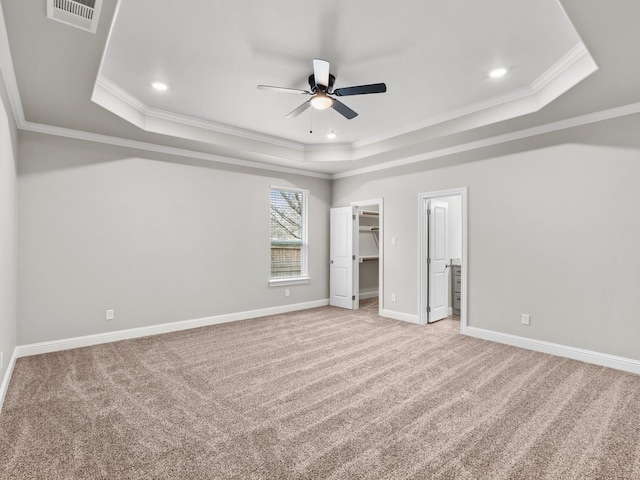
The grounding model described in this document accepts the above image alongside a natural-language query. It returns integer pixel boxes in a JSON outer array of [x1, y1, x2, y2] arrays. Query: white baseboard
[[465, 326, 640, 375], [0, 347, 18, 412], [359, 290, 379, 300], [380, 308, 419, 324], [16, 299, 329, 358]]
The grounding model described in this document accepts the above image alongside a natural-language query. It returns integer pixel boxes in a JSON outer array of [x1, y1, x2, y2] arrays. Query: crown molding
[[92, 40, 596, 169], [19, 121, 331, 179], [17, 99, 639, 182], [92, 41, 596, 166], [531, 42, 590, 92], [332, 101, 640, 179], [95, 75, 308, 152], [10, 99, 640, 183], [0, 0, 25, 126], [351, 42, 595, 150]]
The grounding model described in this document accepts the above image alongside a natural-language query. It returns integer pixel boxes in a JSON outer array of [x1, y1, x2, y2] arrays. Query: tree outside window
[[270, 188, 308, 279]]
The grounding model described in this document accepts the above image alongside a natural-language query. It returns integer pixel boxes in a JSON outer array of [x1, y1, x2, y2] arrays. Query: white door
[[428, 200, 449, 322], [330, 207, 357, 309]]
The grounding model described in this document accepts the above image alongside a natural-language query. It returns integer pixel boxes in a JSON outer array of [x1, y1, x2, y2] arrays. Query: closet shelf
[[360, 210, 379, 217]]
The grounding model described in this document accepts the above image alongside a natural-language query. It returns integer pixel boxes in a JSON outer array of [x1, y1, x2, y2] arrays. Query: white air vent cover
[[46, 0, 103, 34]]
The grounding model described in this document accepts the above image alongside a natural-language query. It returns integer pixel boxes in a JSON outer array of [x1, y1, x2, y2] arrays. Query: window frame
[[268, 186, 310, 286]]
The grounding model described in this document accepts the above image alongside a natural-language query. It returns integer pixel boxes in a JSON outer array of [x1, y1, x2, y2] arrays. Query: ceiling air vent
[[46, 0, 103, 34]]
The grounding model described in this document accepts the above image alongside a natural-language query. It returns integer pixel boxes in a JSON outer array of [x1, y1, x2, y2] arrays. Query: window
[[269, 187, 309, 285]]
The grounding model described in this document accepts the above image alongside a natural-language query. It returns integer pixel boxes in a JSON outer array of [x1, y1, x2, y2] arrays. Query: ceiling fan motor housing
[[309, 73, 335, 93]]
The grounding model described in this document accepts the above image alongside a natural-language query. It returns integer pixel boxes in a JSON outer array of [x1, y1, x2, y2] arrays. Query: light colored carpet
[[1, 304, 639, 479]]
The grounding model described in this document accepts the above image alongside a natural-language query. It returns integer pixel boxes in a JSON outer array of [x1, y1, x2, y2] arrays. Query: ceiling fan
[[257, 59, 386, 120]]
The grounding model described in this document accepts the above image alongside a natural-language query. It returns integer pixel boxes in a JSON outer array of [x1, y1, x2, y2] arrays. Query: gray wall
[[0, 70, 18, 382], [11, 98, 640, 364], [17, 132, 330, 344], [333, 115, 640, 361]]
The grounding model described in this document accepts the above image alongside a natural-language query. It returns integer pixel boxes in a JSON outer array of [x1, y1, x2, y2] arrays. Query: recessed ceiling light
[[489, 68, 508, 78], [152, 82, 169, 91], [326, 132, 337, 140]]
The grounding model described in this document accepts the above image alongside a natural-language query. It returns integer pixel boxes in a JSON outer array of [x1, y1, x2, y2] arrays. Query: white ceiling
[[99, 0, 582, 145], [2, 0, 640, 176]]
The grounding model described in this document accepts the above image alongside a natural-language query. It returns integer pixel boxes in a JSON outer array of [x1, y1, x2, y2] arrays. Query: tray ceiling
[[92, 0, 595, 163]]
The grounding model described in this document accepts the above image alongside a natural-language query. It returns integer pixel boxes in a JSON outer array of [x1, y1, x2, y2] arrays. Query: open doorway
[[329, 199, 383, 314], [352, 199, 383, 314], [418, 188, 467, 330]]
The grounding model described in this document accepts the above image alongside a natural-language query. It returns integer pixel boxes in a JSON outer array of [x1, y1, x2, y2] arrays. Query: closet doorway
[[329, 199, 383, 313]]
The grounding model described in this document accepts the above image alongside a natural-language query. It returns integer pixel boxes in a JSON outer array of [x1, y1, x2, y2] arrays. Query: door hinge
[[427, 257, 431, 264], [427, 306, 431, 313], [352, 214, 356, 220], [352, 254, 356, 260], [352, 295, 356, 301], [427, 208, 431, 215]]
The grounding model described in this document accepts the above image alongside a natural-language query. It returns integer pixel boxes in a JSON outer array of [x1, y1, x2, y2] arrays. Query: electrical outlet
[[285, 289, 290, 297], [106, 309, 114, 321], [521, 313, 530, 326], [391, 293, 397, 303]]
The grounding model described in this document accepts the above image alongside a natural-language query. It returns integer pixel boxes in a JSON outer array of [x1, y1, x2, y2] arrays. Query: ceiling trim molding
[[10, 101, 640, 183], [331, 101, 640, 180], [0, 0, 26, 126], [19, 120, 331, 180], [531, 42, 590, 92], [95, 74, 147, 112], [92, 42, 595, 166], [351, 41, 595, 150], [95, 75, 307, 151]]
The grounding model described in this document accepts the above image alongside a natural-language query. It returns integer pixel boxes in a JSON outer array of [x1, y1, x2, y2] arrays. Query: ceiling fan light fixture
[[310, 92, 333, 110]]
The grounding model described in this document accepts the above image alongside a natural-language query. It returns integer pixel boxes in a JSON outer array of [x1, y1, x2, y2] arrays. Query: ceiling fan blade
[[286, 100, 311, 118], [333, 83, 387, 96], [331, 98, 358, 119], [313, 59, 330, 88], [257, 85, 311, 95]]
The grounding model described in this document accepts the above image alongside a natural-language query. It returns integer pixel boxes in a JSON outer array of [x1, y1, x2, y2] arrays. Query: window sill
[[268, 276, 310, 287]]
